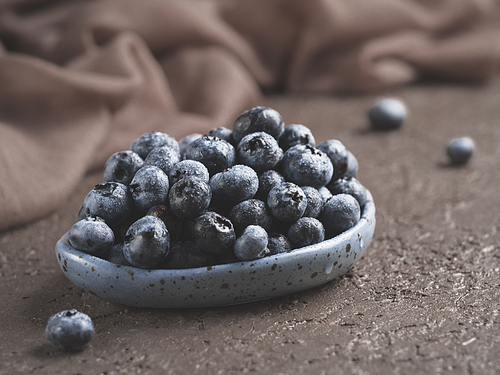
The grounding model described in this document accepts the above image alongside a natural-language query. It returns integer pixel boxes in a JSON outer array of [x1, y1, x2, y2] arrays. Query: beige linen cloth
[[1, 0, 499, 231]]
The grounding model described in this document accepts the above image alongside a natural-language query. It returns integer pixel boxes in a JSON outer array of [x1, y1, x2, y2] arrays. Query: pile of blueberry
[[69, 106, 368, 269]]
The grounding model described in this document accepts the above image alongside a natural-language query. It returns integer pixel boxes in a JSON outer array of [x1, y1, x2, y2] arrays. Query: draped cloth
[[1, 0, 500, 231]]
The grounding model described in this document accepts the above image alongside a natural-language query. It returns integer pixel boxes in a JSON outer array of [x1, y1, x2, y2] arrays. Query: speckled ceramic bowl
[[55, 191, 375, 308]]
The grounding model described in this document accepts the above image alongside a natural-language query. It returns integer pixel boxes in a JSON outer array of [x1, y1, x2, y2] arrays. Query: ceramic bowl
[[55, 190, 375, 308]]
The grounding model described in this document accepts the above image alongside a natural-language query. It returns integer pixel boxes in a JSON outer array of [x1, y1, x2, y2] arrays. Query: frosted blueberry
[[169, 176, 212, 220], [185, 135, 236, 176], [280, 145, 333, 188], [130, 131, 179, 159], [300, 186, 324, 218], [169, 160, 209, 186], [234, 225, 269, 261], [287, 217, 325, 248], [192, 212, 236, 256], [129, 166, 169, 213], [45, 310, 94, 352], [68, 216, 114, 256], [123, 216, 170, 269], [279, 124, 315, 151], [318, 186, 333, 205], [229, 199, 273, 235], [267, 182, 307, 222], [103, 150, 144, 186], [232, 106, 284, 144], [447, 137, 475, 164], [144, 145, 181, 176], [256, 170, 285, 201], [368, 98, 407, 131], [236, 131, 283, 173], [178, 133, 202, 159], [205, 127, 235, 146], [267, 233, 292, 255], [319, 194, 360, 239], [209, 165, 259, 209], [344, 150, 358, 179], [327, 177, 367, 209], [316, 139, 348, 181]]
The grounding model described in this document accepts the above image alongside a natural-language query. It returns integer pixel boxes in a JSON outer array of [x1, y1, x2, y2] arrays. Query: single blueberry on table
[[236, 131, 283, 173], [80, 182, 133, 227], [280, 144, 333, 188], [103, 150, 144, 186], [279, 124, 315, 151], [168, 176, 212, 220], [122, 215, 170, 269], [229, 198, 273, 235], [68, 216, 114, 256], [368, 98, 407, 131], [147, 205, 183, 243], [169, 159, 209, 186], [130, 131, 179, 159], [319, 193, 360, 239], [192, 211, 236, 256], [447, 137, 475, 164], [232, 106, 284, 144], [267, 233, 292, 255], [316, 139, 348, 181], [300, 186, 324, 218], [185, 135, 236, 176], [233, 225, 269, 261], [143, 145, 181, 176], [327, 177, 367, 210], [267, 182, 307, 222], [287, 217, 325, 249], [178, 133, 202, 160], [209, 165, 259, 209], [129, 166, 170, 213], [45, 310, 94, 352], [160, 241, 217, 269]]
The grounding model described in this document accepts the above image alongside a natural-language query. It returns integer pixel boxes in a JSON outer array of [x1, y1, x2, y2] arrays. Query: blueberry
[[80, 182, 133, 226], [300, 186, 324, 218], [316, 140, 348, 181], [279, 124, 315, 151], [185, 135, 236, 176], [267, 233, 292, 255], [130, 131, 179, 159], [178, 133, 202, 159], [280, 145, 333, 188], [103, 150, 144, 186], [233, 225, 269, 261], [45, 310, 94, 351], [169, 160, 209, 186], [318, 186, 333, 205], [287, 217, 325, 248], [319, 193, 360, 239], [209, 165, 259, 209], [68, 216, 114, 256], [143, 145, 181, 176], [344, 150, 358, 179], [147, 205, 183, 242], [192, 212, 236, 256], [236, 131, 283, 173], [168, 176, 212, 220], [129, 166, 170, 213], [327, 177, 367, 209], [205, 127, 236, 146], [447, 137, 475, 164], [160, 241, 217, 269], [123, 216, 170, 269], [232, 106, 284, 144], [267, 182, 307, 222], [256, 170, 285, 201], [106, 242, 131, 266], [368, 98, 407, 131], [229, 199, 273, 235]]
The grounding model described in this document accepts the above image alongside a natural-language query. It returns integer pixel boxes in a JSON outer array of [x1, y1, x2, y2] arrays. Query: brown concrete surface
[[1, 79, 500, 375]]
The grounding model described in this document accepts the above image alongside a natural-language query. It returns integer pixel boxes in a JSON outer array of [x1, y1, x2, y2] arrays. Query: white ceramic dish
[[55, 191, 375, 308]]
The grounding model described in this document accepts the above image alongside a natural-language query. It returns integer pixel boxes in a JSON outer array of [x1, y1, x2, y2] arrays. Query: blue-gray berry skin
[[316, 139, 348, 181], [143, 145, 181, 176], [45, 310, 94, 352], [287, 217, 325, 248], [146, 205, 183, 243], [236, 131, 283, 173], [192, 212, 236, 256], [267, 233, 292, 255], [185, 135, 236, 176], [205, 127, 236, 146], [209, 165, 259, 209], [103, 150, 144, 186], [280, 145, 333, 188], [80, 182, 133, 226], [123, 216, 170, 269], [106, 242, 131, 266], [68, 216, 114, 256], [232, 106, 284, 144], [256, 170, 285, 201], [234, 225, 269, 261], [169, 176, 212, 220], [160, 241, 217, 269], [130, 131, 179, 159], [327, 177, 367, 209], [267, 182, 307, 222], [344, 150, 358, 179], [318, 186, 333, 205], [319, 193, 360, 239], [129, 166, 169, 213], [229, 199, 273, 235], [279, 124, 315, 151], [169, 160, 209, 186], [368, 98, 406, 131], [178, 133, 202, 160], [447, 137, 475, 164], [300, 186, 324, 218]]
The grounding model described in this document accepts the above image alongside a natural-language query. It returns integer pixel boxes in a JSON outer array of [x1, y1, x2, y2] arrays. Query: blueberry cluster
[[69, 106, 368, 269]]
